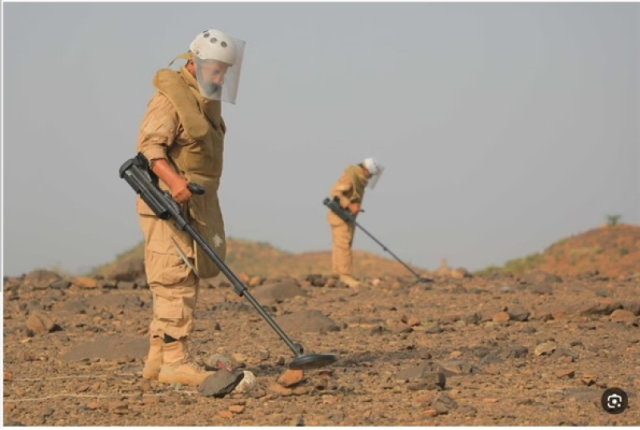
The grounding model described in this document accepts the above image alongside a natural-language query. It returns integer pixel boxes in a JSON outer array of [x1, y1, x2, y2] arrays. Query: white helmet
[[190, 29, 238, 65], [362, 157, 384, 189], [188, 29, 246, 104]]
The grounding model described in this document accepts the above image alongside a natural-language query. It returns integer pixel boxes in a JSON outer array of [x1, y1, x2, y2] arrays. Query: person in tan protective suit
[[327, 158, 384, 288], [134, 29, 246, 386]]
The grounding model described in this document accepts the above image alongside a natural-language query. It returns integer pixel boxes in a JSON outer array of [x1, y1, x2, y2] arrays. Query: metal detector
[[324, 197, 433, 286], [119, 153, 338, 371]]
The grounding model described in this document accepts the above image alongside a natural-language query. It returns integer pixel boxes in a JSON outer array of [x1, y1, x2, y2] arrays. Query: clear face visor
[[367, 166, 384, 190], [193, 38, 245, 104]]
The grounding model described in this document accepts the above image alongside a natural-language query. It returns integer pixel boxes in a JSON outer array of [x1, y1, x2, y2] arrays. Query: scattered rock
[[435, 392, 459, 410], [252, 279, 307, 302], [534, 341, 557, 356], [306, 274, 328, 287], [268, 382, 293, 397], [458, 405, 478, 416], [464, 313, 482, 325], [72, 277, 98, 289], [438, 360, 482, 375], [578, 301, 623, 317], [554, 369, 575, 379], [451, 268, 472, 279], [198, 369, 245, 398], [50, 280, 72, 290], [347, 317, 385, 328], [248, 276, 265, 288], [396, 363, 447, 390], [233, 371, 256, 394], [432, 401, 450, 415], [529, 284, 553, 295], [406, 373, 447, 391], [424, 324, 442, 334], [506, 346, 529, 359], [117, 281, 136, 290], [407, 317, 421, 327], [98, 280, 117, 290], [610, 309, 636, 324], [477, 354, 504, 367], [292, 386, 312, 396], [274, 310, 340, 334], [22, 270, 61, 290], [277, 369, 304, 387], [26, 312, 58, 335], [439, 314, 460, 325], [551, 348, 578, 362], [492, 312, 510, 323], [108, 401, 128, 414], [206, 354, 233, 371], [229, 405, 245, 414], [390, 323, 413, 333], [507, 305, 530, 321], [622, 302, 640, 316]]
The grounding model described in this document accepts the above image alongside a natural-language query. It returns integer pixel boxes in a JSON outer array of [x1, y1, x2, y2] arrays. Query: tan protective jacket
[[135, 66, 227, 278], [326, 164, 369, 226]]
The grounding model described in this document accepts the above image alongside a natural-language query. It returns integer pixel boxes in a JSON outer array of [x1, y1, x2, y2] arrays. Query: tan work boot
[[157, 339, 213, 386], [141, 335, 163, 380], [339, 275, 361, 288]]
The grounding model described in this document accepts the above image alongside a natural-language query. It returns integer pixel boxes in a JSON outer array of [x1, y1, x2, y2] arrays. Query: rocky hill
[[481, 223, 640, 278], [89, 237, 431, 281]]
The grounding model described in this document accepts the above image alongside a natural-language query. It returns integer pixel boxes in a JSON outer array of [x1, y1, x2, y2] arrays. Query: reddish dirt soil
[[533, 224, 640, 278], [3, 223, 639, 425], [3, 268, 639, 426]]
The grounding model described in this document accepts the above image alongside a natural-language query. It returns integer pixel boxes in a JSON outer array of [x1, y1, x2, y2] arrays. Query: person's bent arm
[[330, 172, 353, 209], [135, 93, 190, 203]]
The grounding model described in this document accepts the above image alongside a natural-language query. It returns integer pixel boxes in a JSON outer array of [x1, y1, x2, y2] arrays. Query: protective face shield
[[189, 29, 246, 104], [362, 157, 384, 190]]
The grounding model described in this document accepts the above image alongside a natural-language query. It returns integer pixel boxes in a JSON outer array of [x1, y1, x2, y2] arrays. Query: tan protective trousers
[[330, 221, 356, 276], [138, 214, 199, 340]]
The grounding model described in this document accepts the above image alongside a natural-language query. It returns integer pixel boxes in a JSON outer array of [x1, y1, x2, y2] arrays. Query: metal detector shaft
[[182, 222, 303, 357], [323, 197, 424, 281], [119, 153, 304, 358], [351, 220, 424, 280]]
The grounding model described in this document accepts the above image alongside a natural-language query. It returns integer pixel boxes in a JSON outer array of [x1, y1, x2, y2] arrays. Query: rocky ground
[[3, 268, 640, 426]]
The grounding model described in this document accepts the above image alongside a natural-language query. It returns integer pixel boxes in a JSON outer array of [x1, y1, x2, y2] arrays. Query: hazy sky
[[3, 2, 639, 277]]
